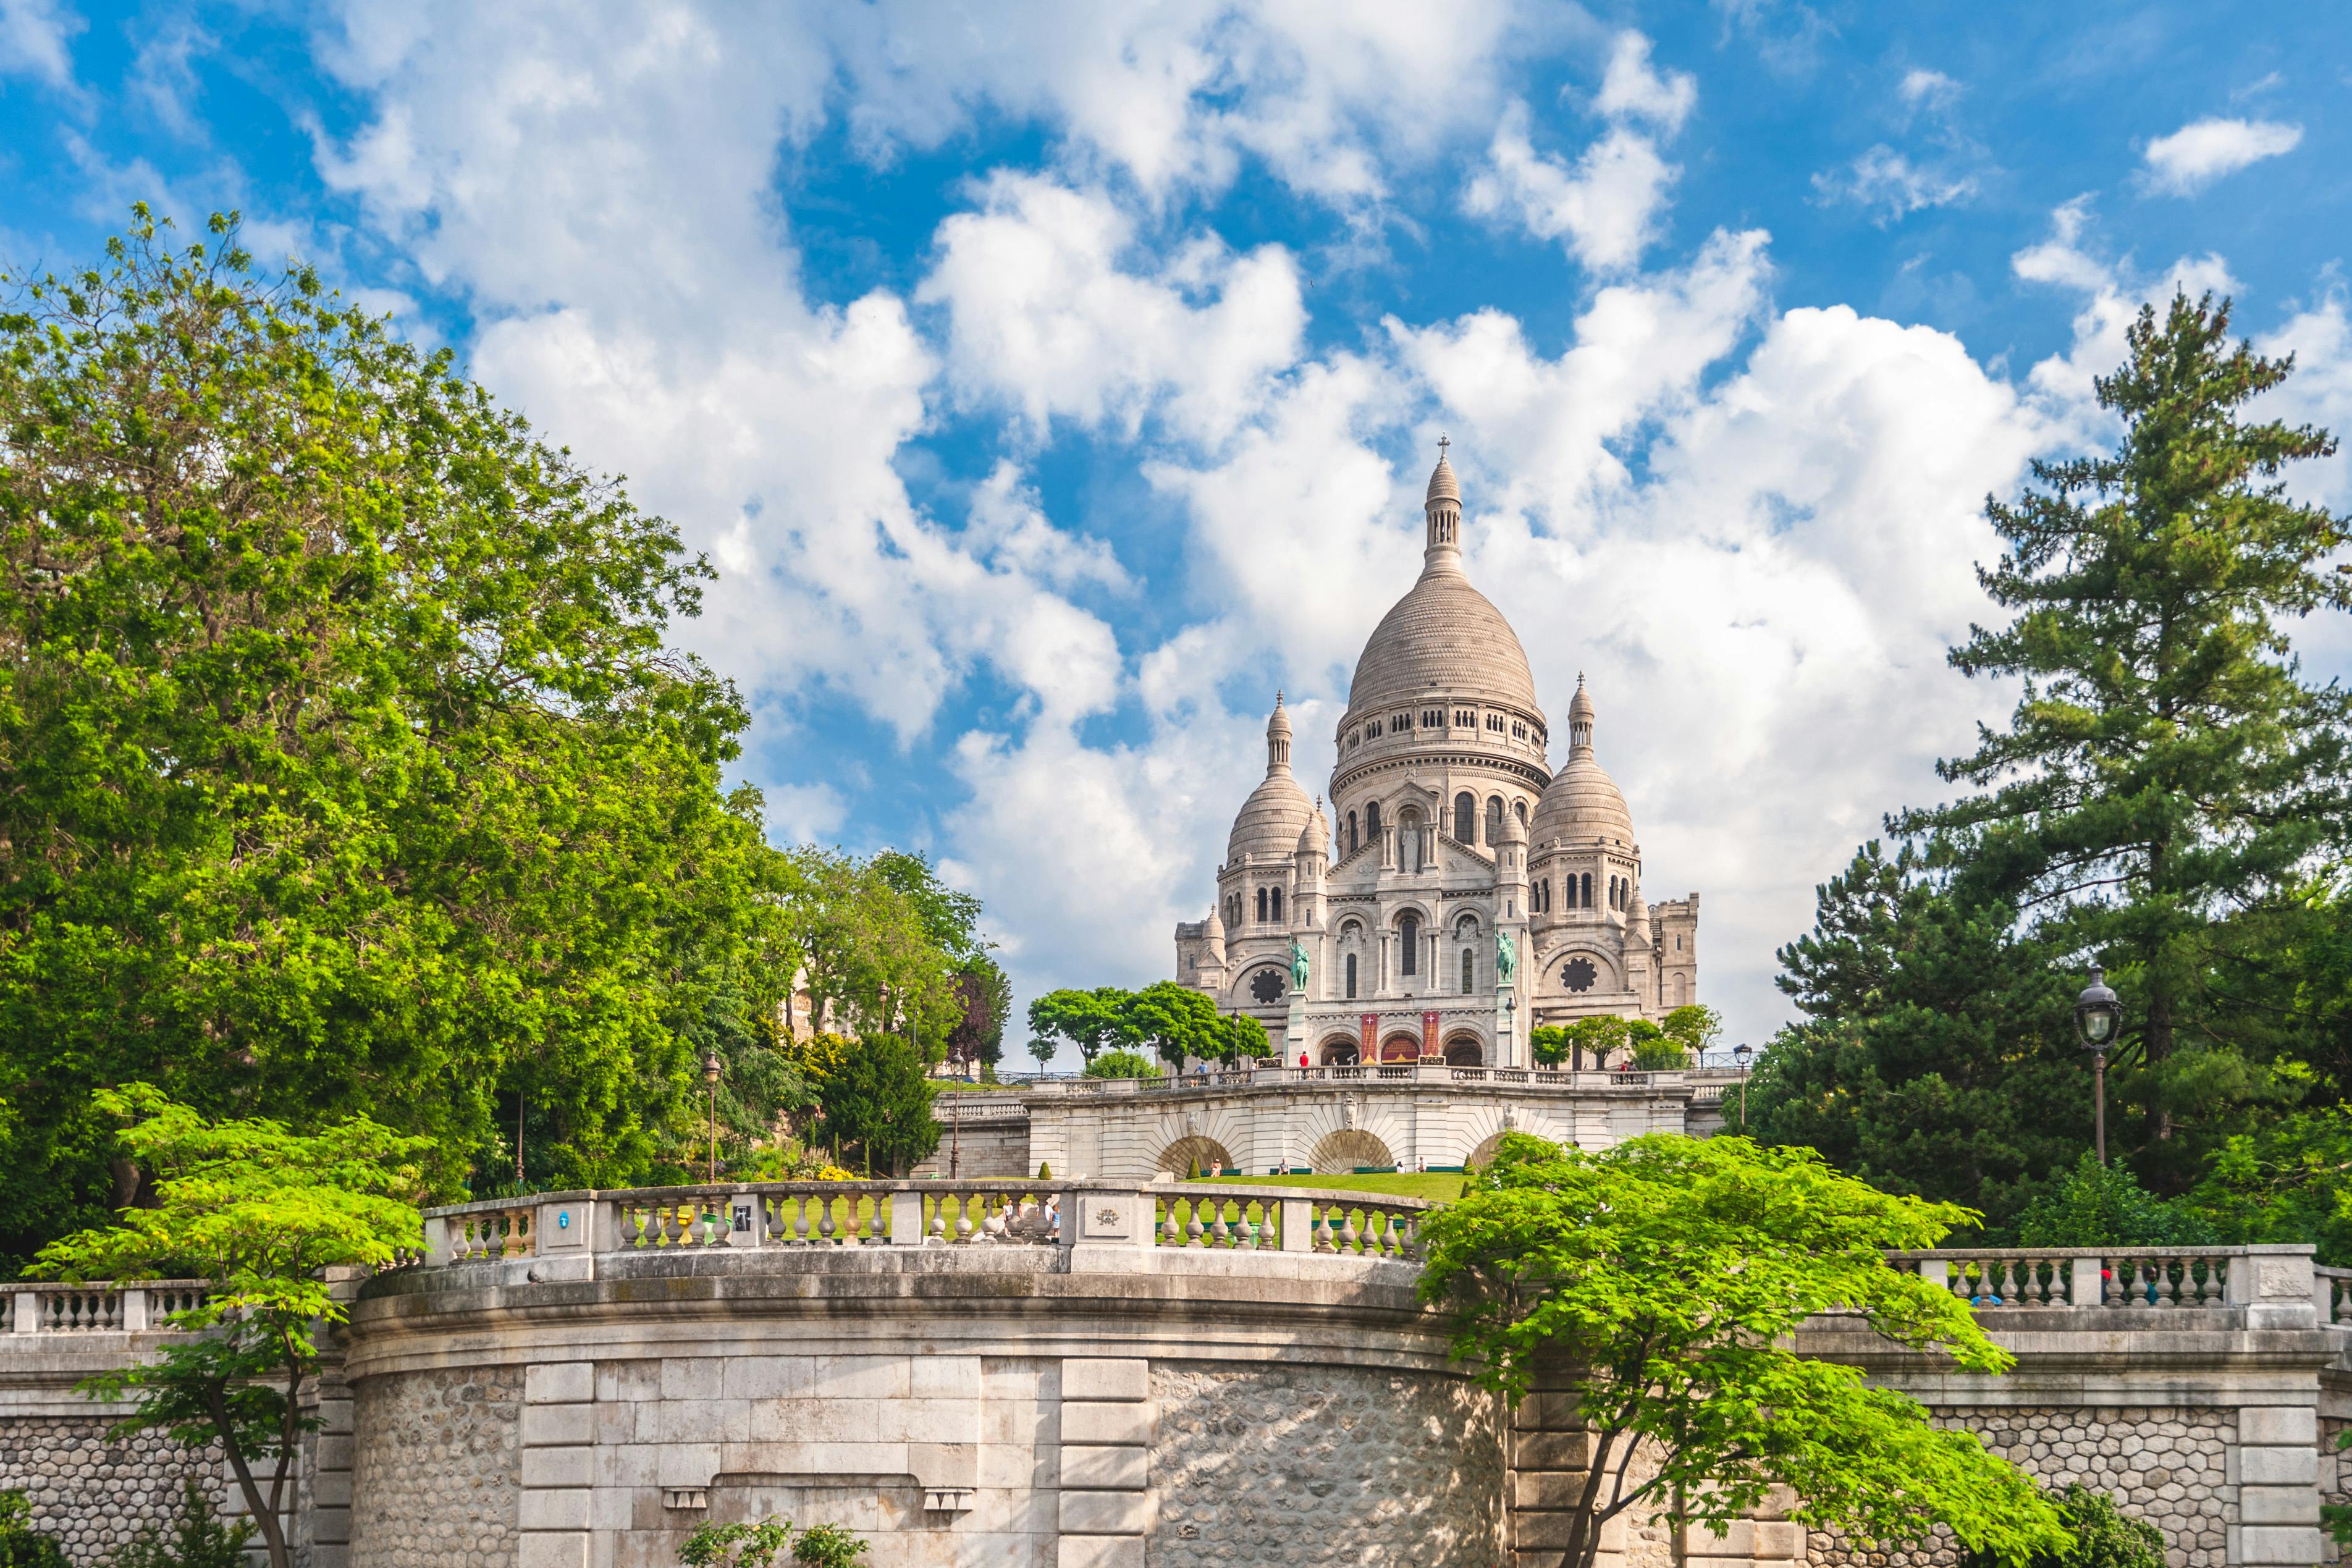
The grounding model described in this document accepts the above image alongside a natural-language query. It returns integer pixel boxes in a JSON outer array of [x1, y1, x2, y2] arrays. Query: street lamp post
[[1732, 1043, 1752, 1132], [2073, 966, 2122, 1165], [702, 1051, 723, 1184]]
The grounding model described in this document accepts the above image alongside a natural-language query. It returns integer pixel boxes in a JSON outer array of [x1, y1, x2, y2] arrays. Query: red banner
[[1421, 1010, 1440, 1060], [1360, 1013, 1376, 1060]]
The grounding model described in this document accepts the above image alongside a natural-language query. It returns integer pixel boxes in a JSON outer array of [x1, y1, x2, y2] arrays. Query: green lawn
[[1184, 1171, 1467, 1202]]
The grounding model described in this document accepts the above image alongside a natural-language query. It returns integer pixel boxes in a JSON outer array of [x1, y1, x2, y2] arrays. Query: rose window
[[1562, 958, 1598, 993], [1250, 968, 1286, 1004]]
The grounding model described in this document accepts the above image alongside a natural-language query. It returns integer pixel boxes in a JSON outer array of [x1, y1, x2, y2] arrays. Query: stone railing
[[1, 1280, 209, 1335], [420, 1179, 1432, 1269], [1892, 1244, 2324, 1323], [1022, 1064, 1744, 1096]]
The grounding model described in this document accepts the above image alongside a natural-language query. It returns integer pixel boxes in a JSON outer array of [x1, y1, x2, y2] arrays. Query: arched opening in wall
[[1344, 952, 1359, 999], [1460, 948, 1474, 995], [1317, 1035, 1360, 1065], [1398, 913, 1420, 976], [1310, 1129, 1395, 1173], [1378, 1032, 1423, 1063], [1464, 1130, 1507, 1170], [1515, 799, 1528, 826], [1485, 796, 1503, 845], [1580, 873, 1592, 908], [1347, 812, 1359, 856], [1442, 1034, 1483, 1066], [1454, 792, 1475, 843], [1155, 1136, 1237, 1178], [1365, 801, 1382, 841]]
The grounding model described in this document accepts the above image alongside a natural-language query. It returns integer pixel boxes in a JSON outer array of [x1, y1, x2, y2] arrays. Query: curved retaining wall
[[344, 1218, 1502, 1568]]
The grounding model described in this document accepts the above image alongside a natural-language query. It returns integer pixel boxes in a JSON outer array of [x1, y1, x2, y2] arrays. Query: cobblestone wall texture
[[1815, 1406, 2230, 1568], [1149, 1361, 1503, 1567], [348, 1365, 521, 1568], [0, 1416, 225, 1566]]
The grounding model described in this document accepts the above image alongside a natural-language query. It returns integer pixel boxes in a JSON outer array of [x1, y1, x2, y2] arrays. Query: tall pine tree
[[1898, 293, 2351, 1180]]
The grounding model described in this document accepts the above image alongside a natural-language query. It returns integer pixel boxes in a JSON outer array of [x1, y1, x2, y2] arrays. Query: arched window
[[1515, 799, 1528, 825], [1399, 913, 1420, 976], [1461, 948, 1475, 994], [1345, 953, 1358, 1000], [1256, 887, 1268, 922], [1347, 811, 1359, 856], [1366, 801, 1382, 840], [1270, 887, 1283, 922], [1581, 872, 1593, 908], [1485, 796, 1503, 845], [1454, 791, 1475, 842]]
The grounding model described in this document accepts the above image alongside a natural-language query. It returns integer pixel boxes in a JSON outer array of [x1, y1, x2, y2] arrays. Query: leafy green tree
[[1962, 1483, 2164, 1568], [809, 1035, 939, 1177], [1119, 982, 1223, 1068], [1026, 1037, 1057, 1074], [33, 1086, 424, 1568], [1564, 1015, 1630, 1069], [1896, 293, 2351, 1181], [1027, 988, 1129, 1065], [1416, 1132, 2065, 1568], [1748, 842, 2089, 1233], [0, 1491, 65, 1568], [1082, 1048, 1162, 1081], [1661, 1005, 1722, 1058], [2186, 1103, 2352, 1264], [781, 849, 964, 1063], [679, 1514, 868, 1568], [0, 209, 791, 1260], [1626, 1021, 1688, 1070], [1528, 1025, 1571, 1068], [1197, 1011, 1272, 1066]]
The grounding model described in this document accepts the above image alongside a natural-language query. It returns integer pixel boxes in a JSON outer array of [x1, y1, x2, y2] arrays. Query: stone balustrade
[[1, 1280, 209, 1336], [420, 1179, 1433, 1275], [1010, 1063, 1745, 1097]]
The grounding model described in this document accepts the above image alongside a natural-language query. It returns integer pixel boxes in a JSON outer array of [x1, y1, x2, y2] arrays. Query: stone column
[[310, 1373, 356, 1568], [1058, 1357, 1154, 1568], [2234, 1404, 2322, 1566], [517, 1361, 595, 1568]]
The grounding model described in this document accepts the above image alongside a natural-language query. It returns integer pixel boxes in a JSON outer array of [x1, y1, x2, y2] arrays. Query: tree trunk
[[206, 1383, 290, 1568]]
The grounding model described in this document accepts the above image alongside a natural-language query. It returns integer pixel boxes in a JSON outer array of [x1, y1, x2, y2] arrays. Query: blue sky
[[4, 1, 2349, 1059]]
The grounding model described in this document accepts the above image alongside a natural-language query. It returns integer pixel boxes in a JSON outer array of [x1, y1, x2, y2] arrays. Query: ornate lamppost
[[2073, 966, 2122, 1165], [1732, 1042, 1752, 1132], [702, 1051, 723, 1184]]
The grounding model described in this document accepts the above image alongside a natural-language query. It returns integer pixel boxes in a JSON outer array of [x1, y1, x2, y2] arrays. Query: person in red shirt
[[1298, 1051, 1309, 1068]]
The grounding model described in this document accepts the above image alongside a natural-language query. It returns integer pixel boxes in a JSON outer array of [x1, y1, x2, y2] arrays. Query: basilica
[[1173, 447, 1698, 1069]]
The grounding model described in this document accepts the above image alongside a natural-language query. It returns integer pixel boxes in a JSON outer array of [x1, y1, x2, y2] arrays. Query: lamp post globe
[[2073, 967, 2120, 1165], [1732, 1043, 1753, 1132]]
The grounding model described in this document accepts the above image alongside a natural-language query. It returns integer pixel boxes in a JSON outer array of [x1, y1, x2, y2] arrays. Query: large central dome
[[1347, 572, 1542, 714], [1345, 450, 1541, 716]]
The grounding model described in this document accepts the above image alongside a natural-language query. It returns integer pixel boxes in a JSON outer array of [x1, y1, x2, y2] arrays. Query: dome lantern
[[1423, 436, 1462, 568]]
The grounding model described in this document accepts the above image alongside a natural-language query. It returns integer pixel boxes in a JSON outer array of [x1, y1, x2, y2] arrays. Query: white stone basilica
[[1174, 447, 1699, 1069]]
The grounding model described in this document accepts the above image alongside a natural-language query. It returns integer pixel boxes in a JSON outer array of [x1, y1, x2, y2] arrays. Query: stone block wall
[[0, 1415, 226, 1566]]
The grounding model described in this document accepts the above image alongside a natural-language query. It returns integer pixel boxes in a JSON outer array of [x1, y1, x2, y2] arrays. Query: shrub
[[676, 1518, 868, 1568], [1037, 1161, 1052, 1179], [0, 1492, 63, 1568], [1962, 1483, 2163, 1568], [1081, 1049, 1161, 1081], [111, 1483, 253, 1568], [2015, 1153, 2216, 1248]]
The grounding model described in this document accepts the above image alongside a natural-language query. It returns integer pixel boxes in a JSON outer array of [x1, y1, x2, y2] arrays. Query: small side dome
[[1296, 796, 1331, 859], [1496, 801, 1528, 844]]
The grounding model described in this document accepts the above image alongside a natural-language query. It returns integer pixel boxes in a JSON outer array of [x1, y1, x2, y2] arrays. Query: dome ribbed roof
[[1347, 571, 1541, 715], [1296, 799, 1330, 858], [1227, 771, 1314, 864], [1530, 751, 1635, 847]]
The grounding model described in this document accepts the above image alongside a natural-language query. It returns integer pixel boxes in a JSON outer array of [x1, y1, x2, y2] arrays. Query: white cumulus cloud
[[2141, 116, 2303, 195]]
